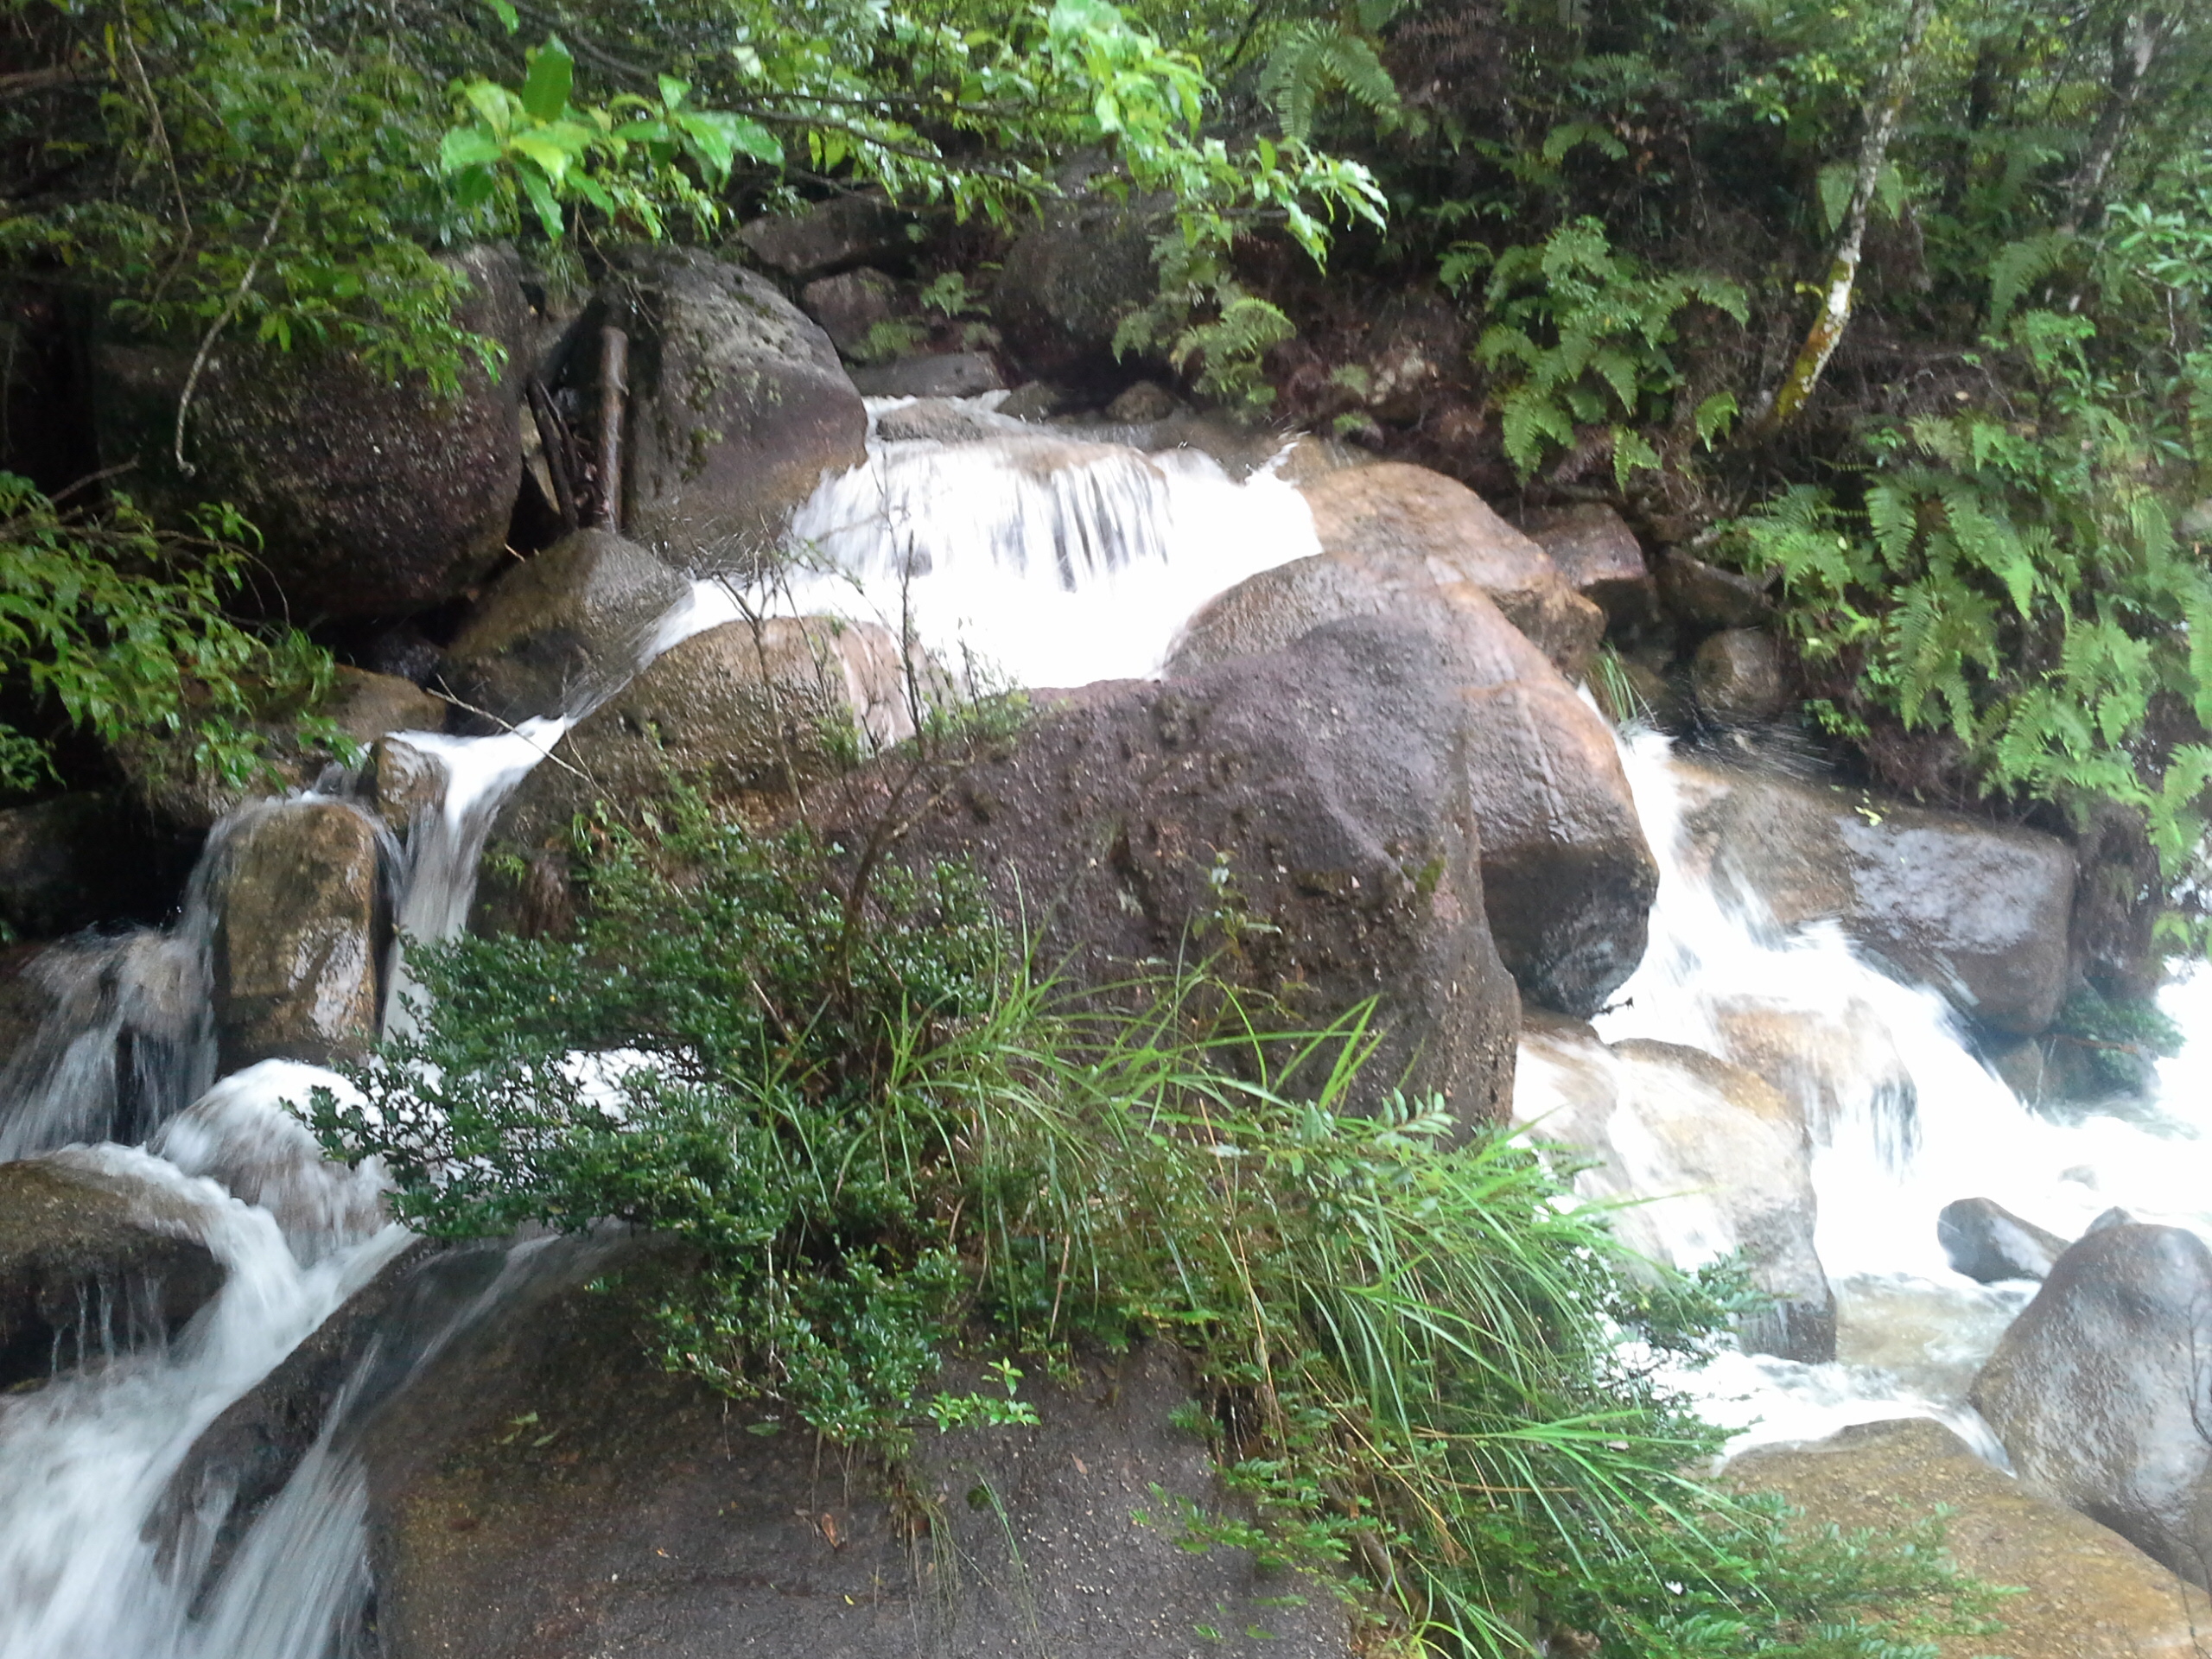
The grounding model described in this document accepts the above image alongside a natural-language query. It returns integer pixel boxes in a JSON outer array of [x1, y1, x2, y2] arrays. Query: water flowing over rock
[[1936, 1196, 2069, 1282], [815, 616, 1522, 1125], [1677, 757, 2076, 1035], [604, 247, 868, 559], [435, 528, 690, 728], [1167, 554, 1656, 1016], [89, 245, 526, 620], [0, 1154, 225, 1388], [207, 799, 392, 1072], [1295, 462, 1605, 678], [1970, 1222, 2212, 1586], [1730, 1417, 2204, 1659], [1515, 1014, 1835, 1362]]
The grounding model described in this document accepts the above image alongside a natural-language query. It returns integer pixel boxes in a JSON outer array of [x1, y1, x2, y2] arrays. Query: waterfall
[[1523, 728, 2212, 1460]]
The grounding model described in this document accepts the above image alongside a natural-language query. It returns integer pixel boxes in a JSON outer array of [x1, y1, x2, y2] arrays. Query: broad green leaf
[[520, 36, 575, 123]]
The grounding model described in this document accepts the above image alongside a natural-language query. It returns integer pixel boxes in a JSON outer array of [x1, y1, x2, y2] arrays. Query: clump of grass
[[308, 794, 2002, 1656]]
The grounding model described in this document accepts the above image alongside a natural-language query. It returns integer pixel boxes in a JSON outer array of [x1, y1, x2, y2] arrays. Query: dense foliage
[[311, 796, 2004, 1656]]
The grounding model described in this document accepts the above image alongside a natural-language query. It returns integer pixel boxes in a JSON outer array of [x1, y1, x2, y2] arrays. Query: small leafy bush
[[311, 789, 2002, 1655], [0, 473, 343, 797]]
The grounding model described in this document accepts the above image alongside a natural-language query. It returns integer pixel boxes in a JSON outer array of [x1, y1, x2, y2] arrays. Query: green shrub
[[309, 791, 2002, 1655]]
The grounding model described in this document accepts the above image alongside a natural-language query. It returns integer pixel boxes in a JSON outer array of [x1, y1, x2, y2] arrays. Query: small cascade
[[1548, 729, 2212, 1459], [775, 406, 1324, 687]]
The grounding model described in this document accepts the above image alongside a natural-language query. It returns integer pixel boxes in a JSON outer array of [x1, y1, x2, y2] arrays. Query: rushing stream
[[1, 397, 2207, 1651]]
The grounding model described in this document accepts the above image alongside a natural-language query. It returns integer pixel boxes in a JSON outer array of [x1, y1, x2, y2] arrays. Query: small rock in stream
[[1936, 1196, 2069, 1282]]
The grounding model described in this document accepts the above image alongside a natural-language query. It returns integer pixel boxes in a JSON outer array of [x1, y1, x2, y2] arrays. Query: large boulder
[[1937, 1196, 2069, 1283], [992, 182, 1160, 381], [1970, 1223, 2212, 1586], [1729, 1416, 2203, 1659], [1295, 463, 1605, 679], [602, 248, 868, 561], [0, 1154, 225, 1388], [480, 616, 912, 881], [208, 799, 390, 1072], [849, 350, 1009, 398], [1679, 758, 2077, 1035], [1515, 1016, 1834, 1361], [0, 792, 201, 938], [91, 245, 526, 620], [823, 618, 1522, 1126], [162, 1240, 1351, 1659], [738, 194, 912, 279], [1167, 556, 1656, 1016], [435, 529, 690, 728], [112, 665, 447, 834]]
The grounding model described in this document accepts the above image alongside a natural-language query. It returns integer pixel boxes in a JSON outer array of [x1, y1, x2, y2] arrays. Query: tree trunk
[[1766, 0, 1938, 430], [2060, 10, 2169, 233]]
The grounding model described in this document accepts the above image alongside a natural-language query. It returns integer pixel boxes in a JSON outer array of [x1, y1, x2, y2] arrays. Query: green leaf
[[1611, 426, 1661, 492], [1694, 391, 1738, 448], [486, 0, 519, 30], [439, 127, 504, 174], [520, 36, 575, 123], [518, 163, 564, 240]]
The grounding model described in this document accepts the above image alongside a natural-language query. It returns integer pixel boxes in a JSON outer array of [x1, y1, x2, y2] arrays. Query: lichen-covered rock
[[1515, 1018, 1834, 1361], [0, 1154, 224, 1388], [1730, 1416, 2203, 1659], [604, 247, 867, 561], [1295, 462, 1604, 678], [208, 799, 389, 1071], [90, 246, 526, 620], [479, 617, 912, 923], [823, 618, 1522, 1125], [1678, 758, 2076, 1036], [1691, 627, 1786, 721], [436, 529, 689, 728], [1167, 556, 1656, 1016], [1971, 1223, 2212, 1586]]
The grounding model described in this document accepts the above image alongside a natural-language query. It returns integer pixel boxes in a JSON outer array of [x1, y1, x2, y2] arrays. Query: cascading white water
[[1531, 728, 2212, 1460]]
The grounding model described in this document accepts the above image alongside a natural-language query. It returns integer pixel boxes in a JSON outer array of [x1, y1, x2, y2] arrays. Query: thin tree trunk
[[592, 325, 628, 532], [1766, 0, 1937, 430], [2060, 10, 2167, 233]]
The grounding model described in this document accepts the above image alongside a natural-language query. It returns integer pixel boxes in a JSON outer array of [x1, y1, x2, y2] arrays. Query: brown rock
[[436, 528, 689, 728], [799, 266, 907, 358], [368, 736, 444, 836], [1655, 548, 1774, 630], [1937, 1196, 2069, 1283], [848, 351, 1008, 398], [1691, 627, 1787, 721], [0, 1155, 225, 1389], [607, 248, 868, 562], [1168, 558, 1656, 1016], [825, 618, 1522, 1125], [1297, 462, 1605, 678], [1516, 503, 1653, 626], [209, 799, 389, 1071], [91, 245, 526, 620], [481, 617, 912, 880], [738, 194, 911, 279], [1730, 1416, 2203, 1659], [1515, 1024, 1834, 1360], [992, 183, 1160, 379], [1106, 379, 1180, 422]]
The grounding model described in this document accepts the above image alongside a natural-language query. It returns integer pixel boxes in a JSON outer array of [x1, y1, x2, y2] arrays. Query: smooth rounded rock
[[1515, 502, 1653, 626], [1937, 1196, 2069, 1282], [1691, 627, 1786, 721]]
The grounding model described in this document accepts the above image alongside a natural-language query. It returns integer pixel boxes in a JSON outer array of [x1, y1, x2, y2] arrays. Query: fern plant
[[1727, 307, 2212, 886], [1465, 218, 1747, 491], [1258, 17, 1402, 144]]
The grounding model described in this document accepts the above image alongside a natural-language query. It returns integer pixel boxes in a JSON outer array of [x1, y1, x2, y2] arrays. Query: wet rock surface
[[0, 793, 202, 939], [1654, 549, 1774, 631], [849, 350, 1009, 399], [90, 246, 526, 620], [991, 185, 1160, 380], [739, 194, 912, 279], [1691, 627, 1786, 721], [1936, 1196, 2068, 1282], [821, 618, 1522, 1125], [1295, 463, 1605, 679], [480, 617, 911, 892], [1729, 1416, 2203, 1659], [435, 528, 690, 728], [1678, 759, 2076, 1036], [1970, 1222, 2212, 1586], [1516, 1018, 1835, 1361], [209, 800, 390, 1072], [1168, 558, 1656, 1017], [605, 248, 868, 559], [0, 1155, 224, 1389], [1514, 503, 1653, 626]]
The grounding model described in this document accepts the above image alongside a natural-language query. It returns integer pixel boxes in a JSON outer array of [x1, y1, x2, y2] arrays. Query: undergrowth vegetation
[[311, 791, 2004, 1656]]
